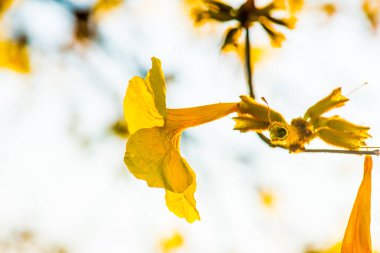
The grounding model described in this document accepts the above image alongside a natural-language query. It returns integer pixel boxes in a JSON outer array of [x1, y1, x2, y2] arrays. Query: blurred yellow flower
[[123, 57, 239, 222], [0, 0, 13, 19], [341, 155, 373, 253], [0, 38, 30, 73], [363, 0, 380, 30], [160, 231, 184, 253], [321, 3, 337, 17], [259, 189, 276, 208]]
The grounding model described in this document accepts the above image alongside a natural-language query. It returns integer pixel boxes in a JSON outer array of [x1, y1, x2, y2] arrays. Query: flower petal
[[123, 57, 166, 134], [304, 88, 349, 120], [317, 128, 366, 150], [341, 155, 372, 253], [165, 168, 200, 223], [125, 127, 193, 193], [147, 57, 167, 119], [238, 95, 286, 123]]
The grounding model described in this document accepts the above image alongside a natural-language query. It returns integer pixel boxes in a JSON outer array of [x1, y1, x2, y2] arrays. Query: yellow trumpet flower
[[123, 57, 238, 222]]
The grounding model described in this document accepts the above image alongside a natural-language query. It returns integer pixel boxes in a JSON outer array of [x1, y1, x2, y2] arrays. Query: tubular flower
[[234, 88, 370, 152], [341, 156, 373, 253], [123, 57, 239, 222]]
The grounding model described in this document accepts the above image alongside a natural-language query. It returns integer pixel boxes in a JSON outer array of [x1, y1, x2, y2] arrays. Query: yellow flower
[[341, 155, 373, 253], [234, 88, 370, 152], [123, 57, 239, 222], [0, 37, 30, 73]]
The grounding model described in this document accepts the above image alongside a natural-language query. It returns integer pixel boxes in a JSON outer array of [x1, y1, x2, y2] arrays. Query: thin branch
[[302, 149, 379, 156], [245, 26, 255, 99], [256, 133, 379, 156]]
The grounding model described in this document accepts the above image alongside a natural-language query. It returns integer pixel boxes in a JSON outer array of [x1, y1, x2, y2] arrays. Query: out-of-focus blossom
[[321, 3, 337, 17], [160, 231, 184, 253], [0, 36, 30, 73], [258, 188, 276, 208], [0, 230, 67, 253], [192, 0, 297, 48], [363, 0, 380, 30], [0, 0, 13, 19]]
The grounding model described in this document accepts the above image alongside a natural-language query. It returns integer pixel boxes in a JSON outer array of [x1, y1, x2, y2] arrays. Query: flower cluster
[[123, 58, 372, 224], [234, 88, 370, 152]]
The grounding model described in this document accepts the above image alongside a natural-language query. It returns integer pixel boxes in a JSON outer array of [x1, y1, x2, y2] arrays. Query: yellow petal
[[238, 95, 286, 123], [315, 116, 370, 137], [147, 57, 167, 119], [165, 169, 200, 223], [304, 88, 349, 120], [0, 39, 30, 73], [123, 57, 166, 134], [166, 103, 238, 130], [341, 155, 372, 253], [233, 114, 270, 132], [125, 127, 193, 193], [317, 128, 366, 150]]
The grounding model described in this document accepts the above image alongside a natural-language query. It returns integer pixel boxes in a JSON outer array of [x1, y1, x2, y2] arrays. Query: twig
[[245, 26, 254, 99], [302, 149, 379, 156]]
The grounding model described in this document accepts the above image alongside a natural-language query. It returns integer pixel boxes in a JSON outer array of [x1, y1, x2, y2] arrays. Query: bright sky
[[1, 0, 380, 252]]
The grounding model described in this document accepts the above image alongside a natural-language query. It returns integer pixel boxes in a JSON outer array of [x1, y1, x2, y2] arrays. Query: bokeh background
[[1, 0, 380, 252]]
